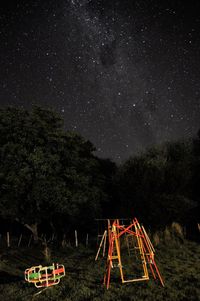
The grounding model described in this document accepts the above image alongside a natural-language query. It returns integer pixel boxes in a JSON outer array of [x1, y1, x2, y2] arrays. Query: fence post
[[86, 233, 89, 247], [18, 234, 23, 247], [75, 230, 78, 247], [28, 234, 32, 247], [7, 232, 10, 248]]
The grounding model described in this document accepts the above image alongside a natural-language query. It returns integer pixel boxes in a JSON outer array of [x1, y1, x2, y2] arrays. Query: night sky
[[1, 0, 200, 162]]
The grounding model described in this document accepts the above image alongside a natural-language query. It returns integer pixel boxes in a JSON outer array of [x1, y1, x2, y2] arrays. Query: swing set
[[96, 218, 164, 289], [25, 263, 65, 288]]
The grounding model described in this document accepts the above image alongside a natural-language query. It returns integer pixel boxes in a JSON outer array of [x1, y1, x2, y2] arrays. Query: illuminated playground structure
[[25, 263, 65, 288], [24, 217, 164, 290], [96, 217, 164, 289]]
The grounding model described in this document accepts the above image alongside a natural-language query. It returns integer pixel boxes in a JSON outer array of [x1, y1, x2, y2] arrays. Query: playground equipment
[[95, 230, 107, 261], [96, 218, 164, 289], [25, 263, 65, 288]]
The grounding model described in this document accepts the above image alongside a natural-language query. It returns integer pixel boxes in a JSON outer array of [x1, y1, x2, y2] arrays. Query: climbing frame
[[103, 218, 164, 289]]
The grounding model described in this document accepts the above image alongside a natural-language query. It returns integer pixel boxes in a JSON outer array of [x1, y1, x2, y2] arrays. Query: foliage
[[192, 130, 200, 207], [1, 105, 200, 236], [0, 106, 107, 236], [115, 141, 196, 228]]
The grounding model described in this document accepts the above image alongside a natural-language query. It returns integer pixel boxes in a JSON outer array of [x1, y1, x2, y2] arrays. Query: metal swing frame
[[103, 218, 164, 289]]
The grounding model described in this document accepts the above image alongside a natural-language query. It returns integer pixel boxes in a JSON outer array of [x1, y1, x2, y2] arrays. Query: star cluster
[[1, 0, 200, 161]]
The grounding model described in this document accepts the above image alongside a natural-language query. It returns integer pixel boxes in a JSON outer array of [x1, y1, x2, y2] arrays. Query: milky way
[[1, 0, 200, 161]]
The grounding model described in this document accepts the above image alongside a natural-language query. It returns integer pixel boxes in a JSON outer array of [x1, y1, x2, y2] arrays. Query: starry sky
[[1, 0, 200, 162]]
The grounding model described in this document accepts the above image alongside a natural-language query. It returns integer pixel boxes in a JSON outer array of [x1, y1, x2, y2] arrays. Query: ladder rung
[[109, 256, 119, 259]]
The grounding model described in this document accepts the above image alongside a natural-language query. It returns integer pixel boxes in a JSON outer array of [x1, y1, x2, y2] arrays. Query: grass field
[[0, 236, 200, 301]]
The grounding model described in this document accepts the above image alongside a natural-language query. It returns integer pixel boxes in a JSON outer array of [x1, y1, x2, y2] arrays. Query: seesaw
[[25, 263, 65, 288]]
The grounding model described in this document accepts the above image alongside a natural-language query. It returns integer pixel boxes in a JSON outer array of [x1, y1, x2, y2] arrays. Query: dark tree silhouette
[[0, 106, 105, 240]]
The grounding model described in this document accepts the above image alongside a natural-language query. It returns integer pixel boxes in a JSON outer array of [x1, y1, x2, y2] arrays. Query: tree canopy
[[0, 106, 199, 240], [0, 106, 109, 239], [115, 141, 197, 228]]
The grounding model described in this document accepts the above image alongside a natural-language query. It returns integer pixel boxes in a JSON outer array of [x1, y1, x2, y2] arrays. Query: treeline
[[0, 106, 199, 242]]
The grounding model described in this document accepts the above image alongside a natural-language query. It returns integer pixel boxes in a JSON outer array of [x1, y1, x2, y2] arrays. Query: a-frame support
[[104, 218, 164, 289]]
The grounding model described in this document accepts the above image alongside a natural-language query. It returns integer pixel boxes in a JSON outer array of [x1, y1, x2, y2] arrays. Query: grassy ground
[[0, 238, 200, 301]]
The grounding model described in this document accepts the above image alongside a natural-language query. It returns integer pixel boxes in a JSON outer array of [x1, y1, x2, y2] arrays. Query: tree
[[0, 106, 105, 240], [115, 145, 167, 226], [191, 130, 200, 223], [115, 141, 195, 228]]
